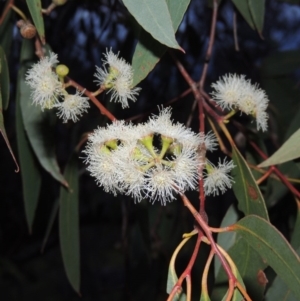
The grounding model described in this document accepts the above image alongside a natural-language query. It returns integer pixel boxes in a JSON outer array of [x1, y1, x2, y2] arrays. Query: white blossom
[[94, 49, 141, 108], [144, 165, 178, 205], [55, 91, 90, 123], [211, 74, 246, 110], [148, 107, 202, 149], [25, 52, 63, 110], [203, 158, 235, 196], [83, 108, 210, 204], [211, 74, 269, 131]]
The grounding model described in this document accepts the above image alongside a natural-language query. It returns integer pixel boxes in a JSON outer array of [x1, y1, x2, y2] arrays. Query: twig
[[250, 141, 300, 199], [67, 79, 116, 121], [180, 194, 236, 284]]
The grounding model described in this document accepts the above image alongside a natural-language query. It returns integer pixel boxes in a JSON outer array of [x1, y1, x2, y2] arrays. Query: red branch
[[66, 79, 116, 122], [167, 232, 203, 301], [250, 141, 300, 199]]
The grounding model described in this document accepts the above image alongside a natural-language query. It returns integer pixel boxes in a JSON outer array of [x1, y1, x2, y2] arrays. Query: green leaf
[[132, 0, 190, 86], [59, 153, 80, 293], [0, 46, 10, 110], [227, 237, 267, 300], [248, 0, 265, 34], [258, 128, 300, 167], [26, 0, 45, 44], [16, 65, 41, 232], [214, 211, 267, 301], [232, 145, 269, 220], [215, 205, 238, 277], [262, 78, 300, 205], [212, 239, 247, 301], [0, 3, 13, 57], [265, 247, 300, 301], [166, 235, 190, 301], [19, 40, 68, 187], [231, 0, 255, 30], [261, 50, 300, 77], [0, 70, 18, 172], [200, 291, 211, 301], [41, 199, 59, 252], [291, 207, 300, 250], [123, 0, 182, 50], [232, 215, 300, 300]]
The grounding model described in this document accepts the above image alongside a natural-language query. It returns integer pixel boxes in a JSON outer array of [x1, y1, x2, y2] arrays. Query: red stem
[[181, 194, 236, 283], [167, 232, 202, 301], [250, 141, 300, 199], [67, 79, 116, 122]]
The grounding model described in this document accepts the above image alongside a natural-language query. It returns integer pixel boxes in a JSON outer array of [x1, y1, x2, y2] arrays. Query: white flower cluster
[[211, 74, 269, 131], [94, 49, 141, 108], [25, 52, 90, 123], [84, 108, 235, 204]]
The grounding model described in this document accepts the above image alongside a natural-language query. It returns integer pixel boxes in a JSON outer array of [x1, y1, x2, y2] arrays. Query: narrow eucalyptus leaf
[[0, 46, 10, 110], [258, 128, 300, 167], [248, 0, 265, 34], [231, 0, 255, 30], [123, 0, 181, 50], [232, 145, 269, 220], [26, 0, 45, 44], [132, 0, 190, 86], [59, 153, 80, 293], [233, 215, 300, 300], [16, 66, 41, 232]]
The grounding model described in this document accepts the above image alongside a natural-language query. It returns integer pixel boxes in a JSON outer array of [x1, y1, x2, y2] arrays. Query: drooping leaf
[[291, 206, 300, 250], [231, 0, 255, 30], [41, 198, 59, 252], [26, 0, 45, 44], [19, 40, 68, 187], [132, 0, 190, 86], [231, 145, 269, 220], [227, 236, 267, 300], [258, 128, 300, 167], [232, 215, 300, 300], [248, 0, 265, 34], [212, 239, 247, 301], [16, 66, 41, 232], [123, 0, 182, 50], [0, 3, 13, 57], [0, 46, 10, 110], [265, 247, 300, 301], [0, 69, 18, 172], [166, 235, 190, 301], [59, 153, 80, 293]]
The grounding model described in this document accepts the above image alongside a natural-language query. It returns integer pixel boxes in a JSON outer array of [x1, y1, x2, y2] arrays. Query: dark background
[[1, 0, 300, 300]]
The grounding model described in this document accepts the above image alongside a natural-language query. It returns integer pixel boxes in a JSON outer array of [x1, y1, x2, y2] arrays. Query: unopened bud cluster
[[84, 108, 235, 204]]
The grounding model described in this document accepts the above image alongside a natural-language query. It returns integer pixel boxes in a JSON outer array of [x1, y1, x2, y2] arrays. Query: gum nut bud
[[56, 64, 69, 77], [19, 22, 37, 39], [52, 0, 68, 5]]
